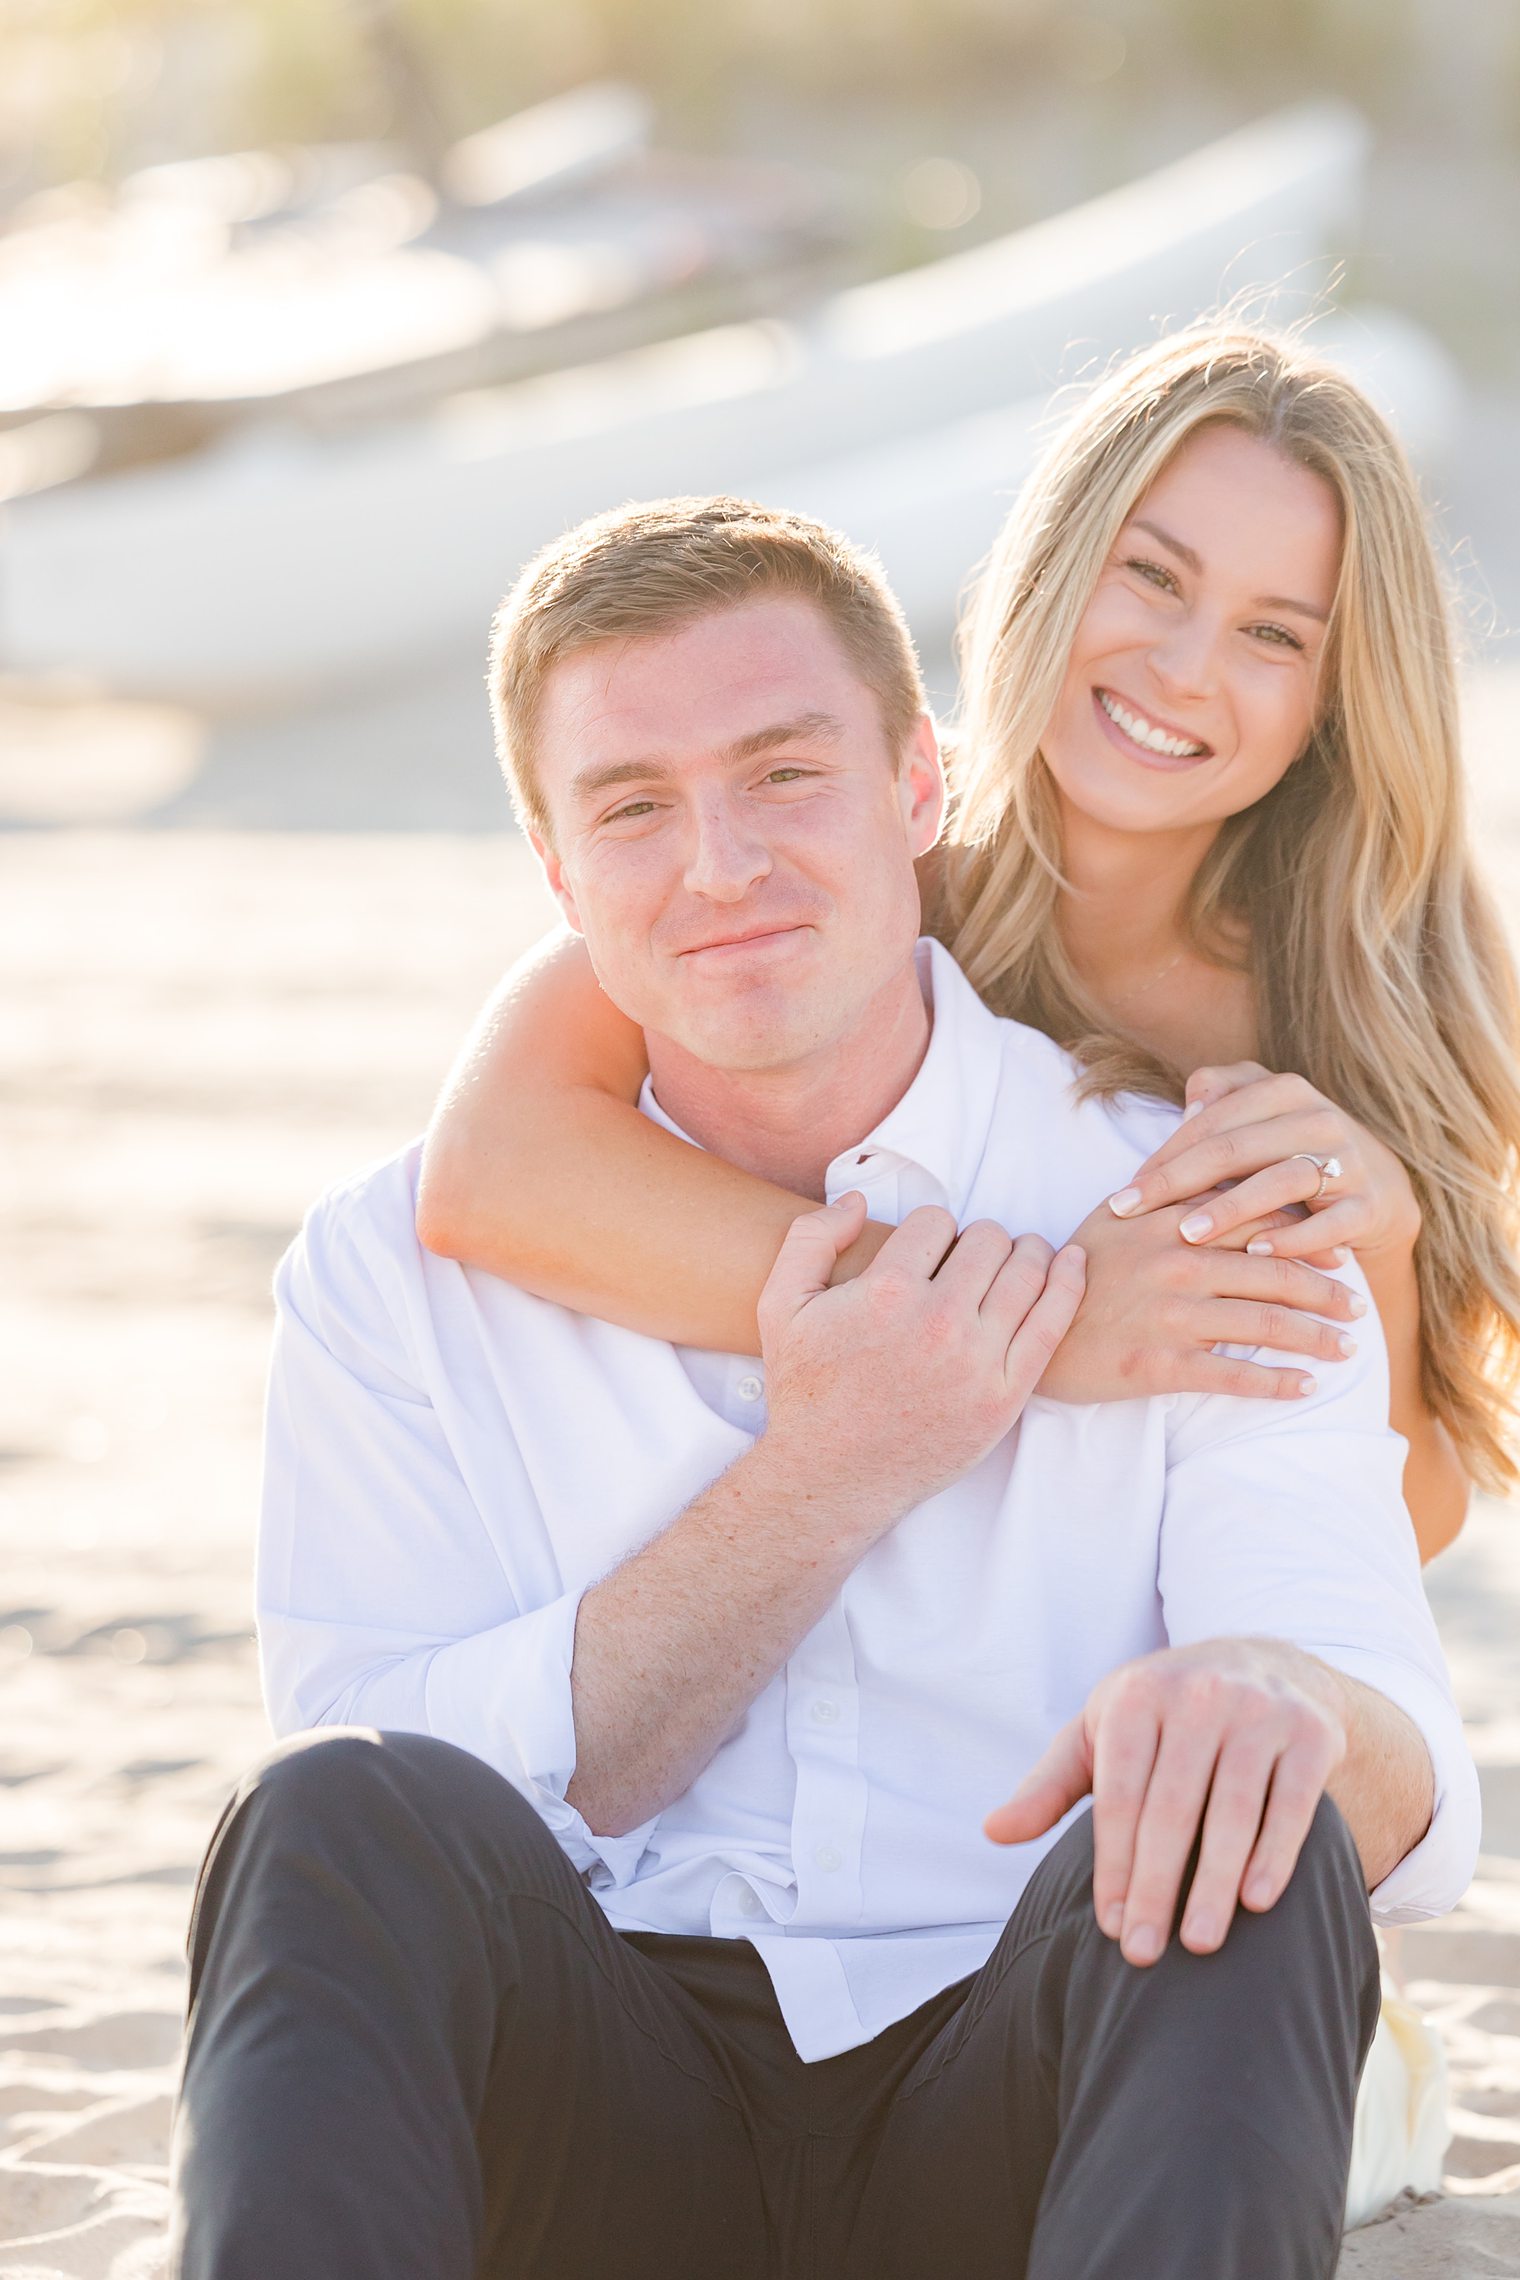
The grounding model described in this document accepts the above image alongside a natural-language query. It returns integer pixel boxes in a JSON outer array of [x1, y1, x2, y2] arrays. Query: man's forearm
[[1305, 1655, 1435, 1888], [565, 1437, 889, 1838]]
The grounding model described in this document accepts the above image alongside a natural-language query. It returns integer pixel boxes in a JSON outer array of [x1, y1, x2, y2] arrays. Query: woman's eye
[[1126, 556, 1178, 594], [1247, 622, 1305, 651]]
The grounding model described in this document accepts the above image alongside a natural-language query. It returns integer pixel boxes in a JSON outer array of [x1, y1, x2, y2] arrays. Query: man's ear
[[899, 713, 947, 857], [528, 829, 585, 937]]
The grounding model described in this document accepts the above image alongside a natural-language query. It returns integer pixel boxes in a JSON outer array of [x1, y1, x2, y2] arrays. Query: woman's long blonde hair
[[939, 321, 1520, 1492]]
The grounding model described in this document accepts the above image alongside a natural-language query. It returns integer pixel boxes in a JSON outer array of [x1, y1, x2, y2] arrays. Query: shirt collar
[[640, 939, 1007, 1221]]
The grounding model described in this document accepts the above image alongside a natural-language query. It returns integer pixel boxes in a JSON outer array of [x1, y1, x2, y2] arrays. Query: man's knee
[[1265, 1793, 1369, 1930], [225, 1727, 546, 1865]]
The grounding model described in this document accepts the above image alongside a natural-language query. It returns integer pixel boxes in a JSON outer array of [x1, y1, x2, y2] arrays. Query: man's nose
[[682, 798, 772, 902]]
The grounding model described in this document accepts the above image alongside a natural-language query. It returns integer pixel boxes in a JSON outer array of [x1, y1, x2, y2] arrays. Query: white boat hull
[[2, 105, 1370, 706]]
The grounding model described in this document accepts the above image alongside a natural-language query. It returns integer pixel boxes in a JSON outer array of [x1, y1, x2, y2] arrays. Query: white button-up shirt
[[258, 941, 1480, 2062]]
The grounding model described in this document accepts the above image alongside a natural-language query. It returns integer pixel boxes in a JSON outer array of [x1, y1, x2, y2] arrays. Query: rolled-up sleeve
[[257, 1189, 656, 1884], [1159, 1272, 1480, 1924]]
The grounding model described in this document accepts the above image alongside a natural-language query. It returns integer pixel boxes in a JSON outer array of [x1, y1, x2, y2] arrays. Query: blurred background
[[3, 8, 1520, 2273]]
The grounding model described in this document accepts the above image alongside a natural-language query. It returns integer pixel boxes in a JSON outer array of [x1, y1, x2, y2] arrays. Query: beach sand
[[2, 663, 1519, 2275]]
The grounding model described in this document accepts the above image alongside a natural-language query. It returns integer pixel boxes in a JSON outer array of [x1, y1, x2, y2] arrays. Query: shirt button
[[810, 1698, 840, 1723], [736, 1374, 763, 1403], [814, 1844, 843, 1873]]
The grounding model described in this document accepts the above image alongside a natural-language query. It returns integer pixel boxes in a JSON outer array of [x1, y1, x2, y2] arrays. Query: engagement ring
[[1291, 1152, 1343, 1200]]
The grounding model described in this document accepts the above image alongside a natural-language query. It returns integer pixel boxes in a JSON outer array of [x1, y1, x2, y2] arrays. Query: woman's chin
[[1051, 766, 1212, 841]]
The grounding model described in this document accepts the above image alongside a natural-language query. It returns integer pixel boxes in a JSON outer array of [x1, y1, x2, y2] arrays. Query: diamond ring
[[1290, 1152, 1343, 1202]]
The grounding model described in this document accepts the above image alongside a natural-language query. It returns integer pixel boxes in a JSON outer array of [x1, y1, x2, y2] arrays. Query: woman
[[418, 321, 1520, 1560]]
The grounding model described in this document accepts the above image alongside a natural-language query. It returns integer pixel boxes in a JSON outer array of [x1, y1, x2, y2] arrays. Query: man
[[171, 497, 1478, 2279]]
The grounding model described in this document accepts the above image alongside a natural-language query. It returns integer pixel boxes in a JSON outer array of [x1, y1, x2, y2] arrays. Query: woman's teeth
[[1098, 689, 1208, 759]]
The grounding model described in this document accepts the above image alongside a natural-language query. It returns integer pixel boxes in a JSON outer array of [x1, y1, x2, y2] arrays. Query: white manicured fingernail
[[1246, 1237, 1273, 1256], [1108, 1187, 1142, 1217], [1178, 1212, 1213, 1243], [1295, 1374, 1316, 1397], [1182, 1100, 1203, 1121], [1335, 1334, 1358, 1358], [1347, 1292, 1367, 1318]]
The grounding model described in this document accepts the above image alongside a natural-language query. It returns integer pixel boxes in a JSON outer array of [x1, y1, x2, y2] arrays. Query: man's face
[[531, 596, 944, 1073]]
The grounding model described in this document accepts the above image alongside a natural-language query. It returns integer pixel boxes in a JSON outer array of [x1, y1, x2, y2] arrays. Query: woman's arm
[[416, 929, 888, 1350], [1361, 1245, 1471, 1564], [1103, 1062, 1472, 1564]]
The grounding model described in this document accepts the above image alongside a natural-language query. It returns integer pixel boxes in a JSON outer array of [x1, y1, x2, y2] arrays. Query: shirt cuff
[[423, 1590, 657, 1886], [1313, 1645, 1482, 1923]]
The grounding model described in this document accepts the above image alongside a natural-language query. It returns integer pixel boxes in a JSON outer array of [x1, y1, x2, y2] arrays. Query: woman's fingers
[[1209, 1250, 1362, 1316], [1159, 1352, 1319, 1400], [1182, 1060, 1275, 1118], [1197, 1301, 1358, 1366], [1110, 1113, 1342, 1222], [1243, 1203, 1368, 1260], [1173, 1158, 1346, 1244]]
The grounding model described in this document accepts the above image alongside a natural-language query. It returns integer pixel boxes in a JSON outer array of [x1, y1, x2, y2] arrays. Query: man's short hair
[[488, 495, 927, 839]]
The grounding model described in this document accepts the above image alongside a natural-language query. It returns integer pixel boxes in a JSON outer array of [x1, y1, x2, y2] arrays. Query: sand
[[3, 664, 1520, 2274]]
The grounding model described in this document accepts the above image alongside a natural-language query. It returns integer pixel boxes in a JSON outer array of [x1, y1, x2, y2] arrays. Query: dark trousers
[[169, 1728, 1379, 2280]]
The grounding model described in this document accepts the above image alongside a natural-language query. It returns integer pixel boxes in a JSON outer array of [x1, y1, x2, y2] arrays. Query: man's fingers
[[1240, 1741, 1341, 1913], [972, 1231, 1052, 1340], [1177, 1734, 1277, 1953], [1089, 1693, 1161, 1939], [1001, 1243, 1085, 1392], [932, 1217, 1016, 1304], [985, 1714, 1092, 1846], [871, 1203, 961, 1280], [756, 1193, 870, 1331], [1118, 1721, 1221, 1966]]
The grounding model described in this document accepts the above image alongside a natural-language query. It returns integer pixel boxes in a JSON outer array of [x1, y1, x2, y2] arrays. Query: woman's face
[[1040, 423, 1343, 840]]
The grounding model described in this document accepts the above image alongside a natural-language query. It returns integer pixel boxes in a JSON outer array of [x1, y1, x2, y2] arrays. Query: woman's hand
[[1036, 1189, 1365, 1404], [1103, 1064, 1422, 1265]]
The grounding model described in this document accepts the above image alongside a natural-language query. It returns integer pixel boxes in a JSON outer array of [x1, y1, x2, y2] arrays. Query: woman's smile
[[1091, 686, 1214, 771]]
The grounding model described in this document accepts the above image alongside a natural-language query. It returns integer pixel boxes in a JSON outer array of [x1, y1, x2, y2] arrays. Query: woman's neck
[[1056, 804, 1223, 1000]]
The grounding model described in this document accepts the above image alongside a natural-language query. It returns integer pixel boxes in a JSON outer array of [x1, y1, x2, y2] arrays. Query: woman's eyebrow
[[1128, 517, 1327, 623]]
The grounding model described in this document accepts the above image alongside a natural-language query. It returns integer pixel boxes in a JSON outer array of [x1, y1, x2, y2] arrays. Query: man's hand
[[759, 1193, 1086, 1524], [984, 1639, 1350, 1965], [1036, 1192, 1365, 1405]]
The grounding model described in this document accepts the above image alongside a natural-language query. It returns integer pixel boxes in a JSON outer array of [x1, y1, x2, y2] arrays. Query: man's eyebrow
[[1127, 517, 1328, 623], [569, 757, 673, 804], [569, 713, 847, 805], [722, 711, 847, 762]]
